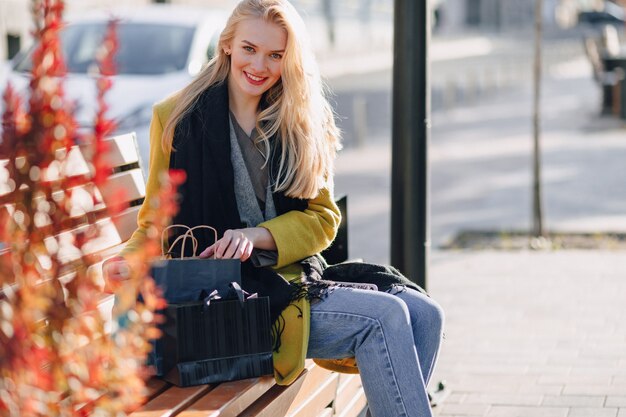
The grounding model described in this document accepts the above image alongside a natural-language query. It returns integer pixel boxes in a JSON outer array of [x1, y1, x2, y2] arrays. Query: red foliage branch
[[0, 1, 177, 415], [91, 19, 118, 190]]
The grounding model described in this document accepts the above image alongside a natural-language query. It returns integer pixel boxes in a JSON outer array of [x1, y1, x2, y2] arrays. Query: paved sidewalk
[[428, 250, 626, 417]]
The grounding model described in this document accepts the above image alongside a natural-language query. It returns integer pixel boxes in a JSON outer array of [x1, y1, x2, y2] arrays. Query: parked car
[[3, 5, 228, 173]]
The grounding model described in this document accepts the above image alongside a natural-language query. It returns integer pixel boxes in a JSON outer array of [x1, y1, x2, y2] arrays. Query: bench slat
[[143, 378, 172, 403], [100, 169, 146, 207], [177, 376, 276, 417], [237, 369, 308, 417], [101, 132, 141, 168], [334, 388, 366, 417], [333, 374, 363, 414], [287, 372, 338, 417], [53, 205, 140, 267], [114, 205, 141, 243], [286, 362, 339, 417], [317, 409, 333, 417], [52, 133, 141, 177], [48, 206, 139, 270], [129, 384, 214, 417], [333, 374, 365, 417]]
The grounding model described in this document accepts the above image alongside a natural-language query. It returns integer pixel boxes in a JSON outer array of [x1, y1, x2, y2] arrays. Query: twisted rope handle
[[161, 224, 191, 258], [181, 225, 218, 259], [161, 224, 218, 259], [168, 233, 198, 258]]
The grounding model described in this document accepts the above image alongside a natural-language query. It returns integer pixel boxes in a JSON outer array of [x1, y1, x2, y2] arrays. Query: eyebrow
[[242, 40, 284, 53]]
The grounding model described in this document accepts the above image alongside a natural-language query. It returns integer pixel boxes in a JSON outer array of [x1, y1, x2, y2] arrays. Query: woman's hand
[[198, 227, 276, 261], [102, 256, 131, 291]]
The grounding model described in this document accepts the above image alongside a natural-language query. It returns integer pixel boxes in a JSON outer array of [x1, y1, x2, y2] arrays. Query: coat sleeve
[[119, 104, 171, 257], [258, 180, 341, 269]]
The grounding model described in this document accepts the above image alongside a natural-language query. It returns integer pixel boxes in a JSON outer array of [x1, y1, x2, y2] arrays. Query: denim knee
[[407, 297, 445, 336], [395, 289, 445, 335], [421, 297, 445, 336], [374, 293, 413, 335]]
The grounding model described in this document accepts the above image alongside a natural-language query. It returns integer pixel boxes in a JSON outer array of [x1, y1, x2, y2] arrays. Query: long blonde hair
[[162, 0, 341, 199]]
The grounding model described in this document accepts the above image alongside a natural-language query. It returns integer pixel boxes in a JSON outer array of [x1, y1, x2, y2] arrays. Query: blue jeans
[[307, 287, 444, 417]]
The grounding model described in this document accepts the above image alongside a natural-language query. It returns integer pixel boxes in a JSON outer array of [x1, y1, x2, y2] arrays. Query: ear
[[223, 45, 232, 56]]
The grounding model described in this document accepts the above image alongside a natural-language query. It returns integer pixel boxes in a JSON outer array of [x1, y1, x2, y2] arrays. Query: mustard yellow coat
[[120, 95, 357, 385]]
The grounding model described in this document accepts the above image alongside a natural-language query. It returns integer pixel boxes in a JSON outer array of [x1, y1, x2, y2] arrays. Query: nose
[[250, 54, 267, 72]]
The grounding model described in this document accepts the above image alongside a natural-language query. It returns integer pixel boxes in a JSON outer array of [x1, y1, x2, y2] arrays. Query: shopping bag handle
[[181, 225, 218, 259], [162, 225, 191, 258], [161, 224, 218, 259]]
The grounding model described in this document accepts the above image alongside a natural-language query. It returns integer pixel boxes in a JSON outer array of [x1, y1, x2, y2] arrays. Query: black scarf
[[168, 81, 310, 325]]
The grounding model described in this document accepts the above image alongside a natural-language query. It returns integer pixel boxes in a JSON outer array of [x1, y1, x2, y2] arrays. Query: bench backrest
[[0, 132, 145, 293]]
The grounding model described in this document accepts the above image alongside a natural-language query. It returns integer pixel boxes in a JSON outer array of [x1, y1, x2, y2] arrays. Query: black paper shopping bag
[[161, 295, 274, 387], [148, 225, 242, 376], [150, 258, 241, 303]]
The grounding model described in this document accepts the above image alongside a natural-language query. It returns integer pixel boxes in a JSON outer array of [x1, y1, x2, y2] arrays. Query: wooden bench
[[0, 132, 366, 417]]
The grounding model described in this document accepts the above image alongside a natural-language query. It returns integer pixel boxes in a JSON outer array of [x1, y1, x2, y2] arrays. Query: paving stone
[[485, 406, 569, 417], [612, 377, 626, 385], [463, 394, 543, 406], [570, 368, 626, 376], [562, 385, 626, 396], [541, 396, 605, 407], [538, 376, 611, 386], [567, 408, 618, 417], [439, 393, 467, 405], [526, 365, 572, 376], [606, 397, 626, 407], [437, 403, 490, 416], [517, 385, 563, 395]]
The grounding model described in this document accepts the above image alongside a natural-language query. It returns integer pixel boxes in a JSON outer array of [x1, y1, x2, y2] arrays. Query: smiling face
[[225, 18, 287, 105]]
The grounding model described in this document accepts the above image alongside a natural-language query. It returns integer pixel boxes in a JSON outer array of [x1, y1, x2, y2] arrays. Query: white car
[[4, 5, 228, 174]]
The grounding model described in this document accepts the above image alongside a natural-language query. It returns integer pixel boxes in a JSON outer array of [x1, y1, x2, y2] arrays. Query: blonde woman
[[104, 1, 443, 416]]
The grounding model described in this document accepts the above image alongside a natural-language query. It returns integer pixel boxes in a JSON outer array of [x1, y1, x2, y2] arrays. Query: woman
[[105, 1, 444, 416]]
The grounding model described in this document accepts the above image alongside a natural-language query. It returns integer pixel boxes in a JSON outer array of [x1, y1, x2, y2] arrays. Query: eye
[[243, 46, 254, 53], [270, 53, 283, 60]]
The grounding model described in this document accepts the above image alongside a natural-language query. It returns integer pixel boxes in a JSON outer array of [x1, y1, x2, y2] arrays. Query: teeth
[[246, 72, 263, 82]]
